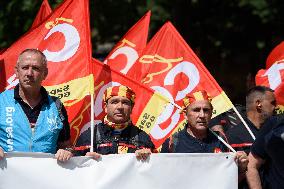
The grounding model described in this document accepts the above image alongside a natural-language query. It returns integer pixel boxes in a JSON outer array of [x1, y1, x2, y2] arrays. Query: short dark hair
[[246, 86, 274, 111]]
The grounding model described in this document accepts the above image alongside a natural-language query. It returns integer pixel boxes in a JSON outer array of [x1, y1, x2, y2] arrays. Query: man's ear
[[256, 99, 262, 111], [14, 66, 19, 78]]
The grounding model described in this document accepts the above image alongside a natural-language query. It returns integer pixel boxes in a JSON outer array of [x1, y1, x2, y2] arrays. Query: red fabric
[[127, 22, 230, 147], [0, 0, 92, 90], [103, 85, 136, 103], [103, 116, 130, 130], [92, 58, 162, 125], [255, 66, 284, 106], [70, 58, 168, 145], [104, 11, 150, 74], [183, 90, 212, 107], [266, 41, 284, 69], [231, 143, 252, 148], [0, 0, 92, 144], [262, 41, 284, 106], [214, 148, 222, 153], [74, 145, 91, 151], [30, 0, 52, 30]]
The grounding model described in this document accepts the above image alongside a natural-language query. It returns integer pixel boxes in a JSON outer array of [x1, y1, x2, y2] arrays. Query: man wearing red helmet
[[74, 85, 155, 160], [161, 90, 248, 178]]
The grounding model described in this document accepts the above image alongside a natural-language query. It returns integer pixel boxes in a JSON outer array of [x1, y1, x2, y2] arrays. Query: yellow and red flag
[[0, 0, 93, 142], [128, 22, 233, 147], [74, 58, 170, 143], [30, 0, 52, 29], [256, 41, 284, 113], [103, 11, 151, 74]]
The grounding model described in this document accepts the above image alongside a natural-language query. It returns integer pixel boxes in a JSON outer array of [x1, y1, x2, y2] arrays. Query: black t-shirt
[[209, 105, 245, 132], [226, 116, 259, 154], [160, 126, 227, 153], [251, 114, 284, 189], [75, 122, 155, 155], [14, 85, 70, 143]]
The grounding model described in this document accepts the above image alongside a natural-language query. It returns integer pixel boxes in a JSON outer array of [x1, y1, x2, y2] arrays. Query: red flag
[[0, 0, 93, 143], [255, 62, 284, 113], [128, 22, 233, 147], [31, 0, 52, 29], [73, 58, 170, 143], [103, 11, 150, 74], [0, 0, 92, 91], [266, 41, 284, 69]]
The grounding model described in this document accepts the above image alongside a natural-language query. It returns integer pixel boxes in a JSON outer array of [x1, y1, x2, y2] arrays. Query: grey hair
[[16, 48, 47, 68]]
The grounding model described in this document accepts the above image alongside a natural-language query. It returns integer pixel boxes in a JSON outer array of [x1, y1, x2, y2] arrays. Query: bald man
[[0, 49, 72, 162], [161, 90, 248, 180]]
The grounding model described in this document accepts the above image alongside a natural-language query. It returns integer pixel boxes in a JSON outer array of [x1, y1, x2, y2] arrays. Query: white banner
[[0, 152, 238, 189]]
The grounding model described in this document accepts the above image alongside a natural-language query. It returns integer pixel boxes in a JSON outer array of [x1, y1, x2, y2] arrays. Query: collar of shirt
[[14, 84, 49, 106]]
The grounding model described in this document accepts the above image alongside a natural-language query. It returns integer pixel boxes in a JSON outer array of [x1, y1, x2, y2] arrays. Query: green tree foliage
[[0, 0, 283, 103], [0, 0, 63, 47]]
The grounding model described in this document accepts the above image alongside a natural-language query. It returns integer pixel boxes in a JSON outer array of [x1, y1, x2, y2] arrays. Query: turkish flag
[[104, 11, 150, 75], [128, 22, 233, 147], [30, 0, 52, 30]]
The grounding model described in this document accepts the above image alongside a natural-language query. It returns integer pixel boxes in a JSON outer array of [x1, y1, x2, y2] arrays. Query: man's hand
[[0, 147, 4, 159], [86, 152, 101, 160], [55, 149, 73, 162], [235, 151, 249, 174], [135, 148, 151, 161]]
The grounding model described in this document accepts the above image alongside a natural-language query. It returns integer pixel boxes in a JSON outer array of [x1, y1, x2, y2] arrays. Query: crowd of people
[[0, 49, 283, 189]]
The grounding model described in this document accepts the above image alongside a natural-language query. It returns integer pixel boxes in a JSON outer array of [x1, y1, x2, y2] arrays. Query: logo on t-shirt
[[47, 113, 61, 133]]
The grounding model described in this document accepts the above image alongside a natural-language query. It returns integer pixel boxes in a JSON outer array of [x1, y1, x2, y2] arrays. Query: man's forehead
[[188, 100, 212, 108], [21, 52, 41, 59], [19, 52, 44, 65], [108, 96, 131, 102]]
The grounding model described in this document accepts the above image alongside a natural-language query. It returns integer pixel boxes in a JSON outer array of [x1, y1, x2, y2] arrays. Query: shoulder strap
[[96, 124, 101, 144], [51, 96, 65, 122], [168, 132, 179, 153], [129, 125, 139, 147]]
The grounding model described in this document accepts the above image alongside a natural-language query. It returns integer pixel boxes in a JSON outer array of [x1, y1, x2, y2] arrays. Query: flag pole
[[90, 93, 94, 152], [232, 106, 256, 140], [156, 91, 254, 143], [208, 128, 236, 152]]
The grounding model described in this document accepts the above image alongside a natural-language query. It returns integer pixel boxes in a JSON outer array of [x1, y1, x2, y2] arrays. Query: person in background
[[226, 86, 276, 154], [247, 114, 284, 189]]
